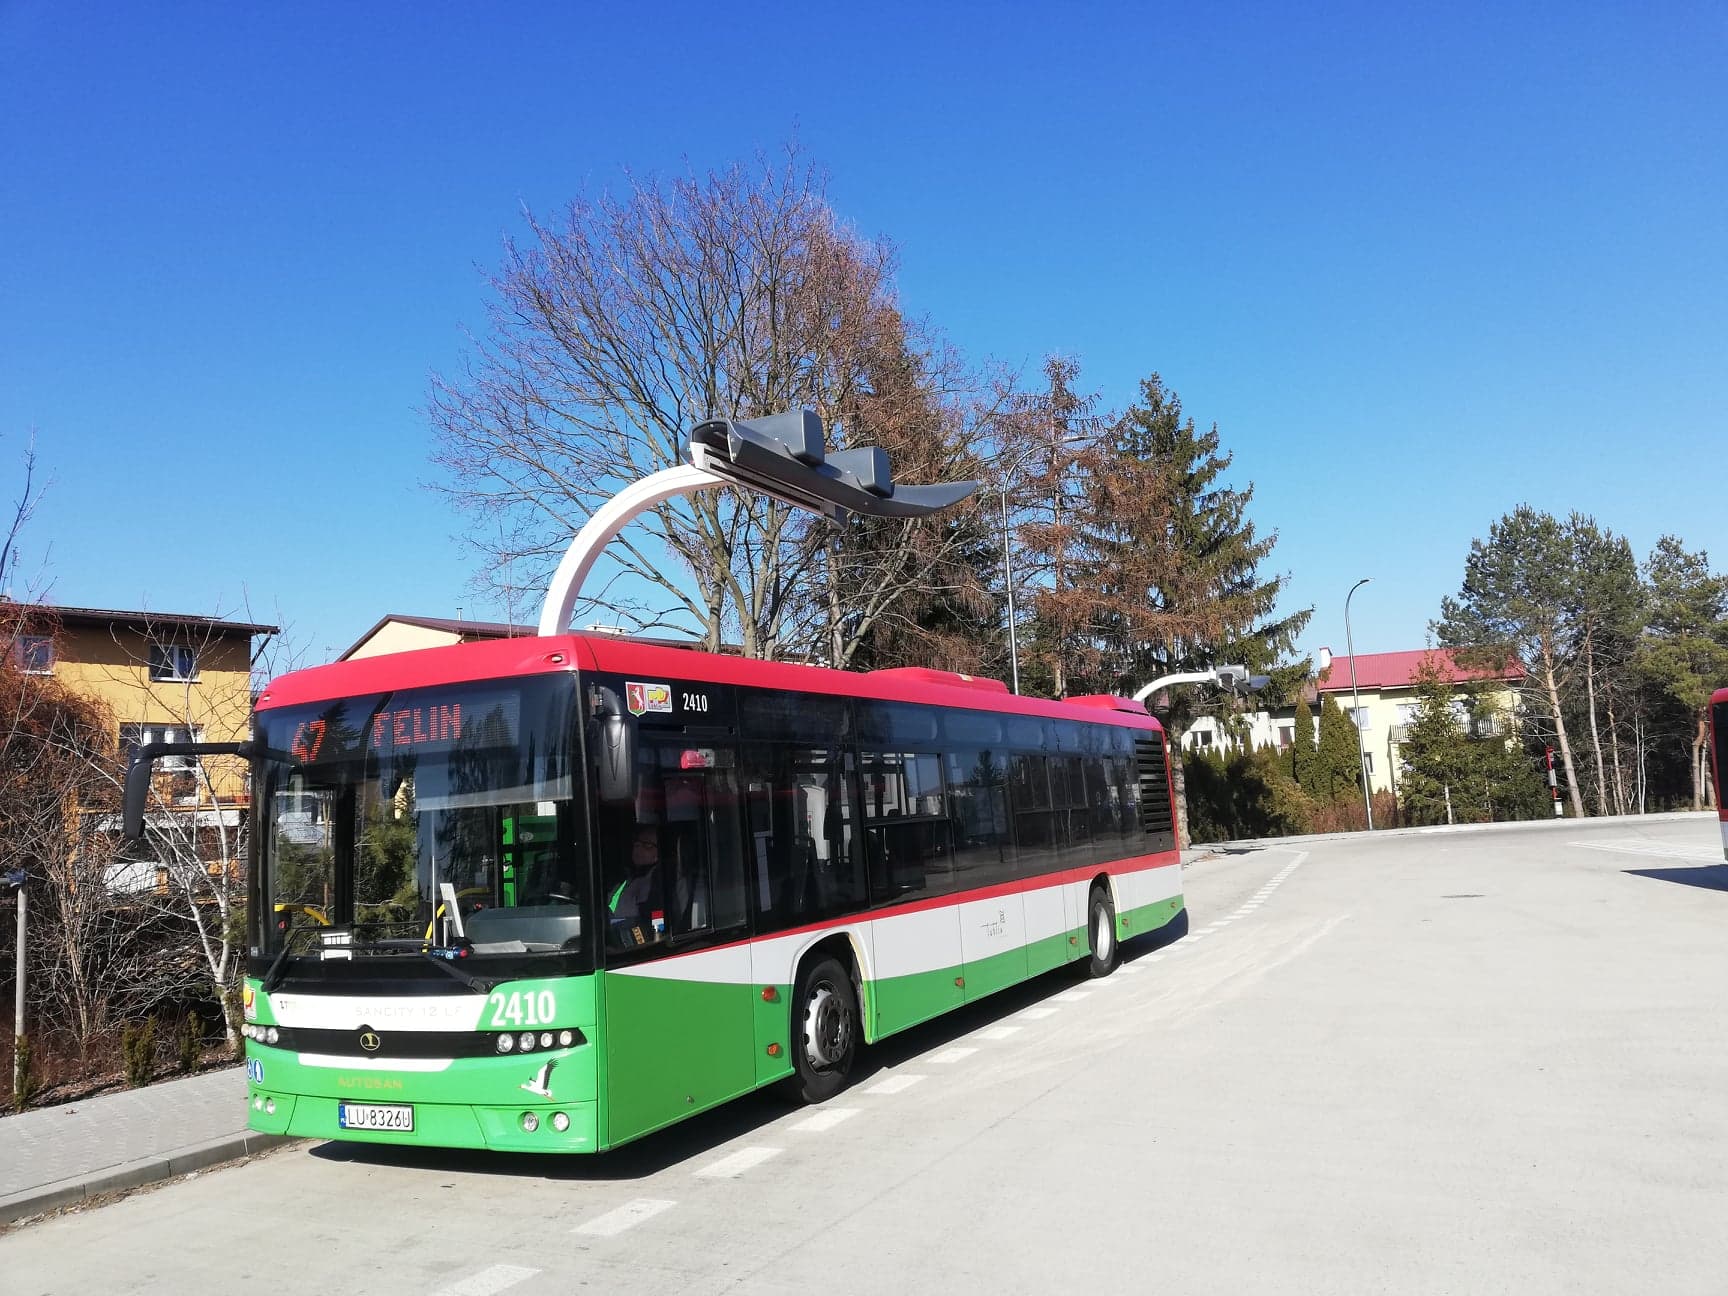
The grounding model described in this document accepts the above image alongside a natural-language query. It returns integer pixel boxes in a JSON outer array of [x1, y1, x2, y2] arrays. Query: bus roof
[[256, 633, 1163, 732]]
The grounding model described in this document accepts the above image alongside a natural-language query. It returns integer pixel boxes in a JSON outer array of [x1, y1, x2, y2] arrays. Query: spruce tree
[[1290, 695, 1318, 792], [1315, 695, 1363, 805], [1037, 372, 1310, 737]]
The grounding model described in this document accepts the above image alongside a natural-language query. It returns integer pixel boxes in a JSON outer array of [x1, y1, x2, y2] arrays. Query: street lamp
[[1345, 578, 1374, 831], [998, 487, 1021, 694]]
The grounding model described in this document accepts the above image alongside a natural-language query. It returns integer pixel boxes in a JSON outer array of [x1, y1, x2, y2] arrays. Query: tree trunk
[[1606, 692, 1627, 816], [1692, 713, 1708, 811], [1541, 653, 1586, 818], [1171, 750, 1191, 849], [1582, 632, 1608, 815]]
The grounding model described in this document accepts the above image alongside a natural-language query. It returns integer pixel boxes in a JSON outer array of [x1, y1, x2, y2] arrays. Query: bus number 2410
[[486, 989, 557, 1028]]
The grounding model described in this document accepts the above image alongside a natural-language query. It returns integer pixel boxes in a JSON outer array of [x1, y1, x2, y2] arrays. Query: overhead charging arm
[[536, 410, 979, 637]]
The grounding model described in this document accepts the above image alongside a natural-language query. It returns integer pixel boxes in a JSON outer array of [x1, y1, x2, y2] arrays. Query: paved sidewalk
[[0, 1067, 289, 1225]]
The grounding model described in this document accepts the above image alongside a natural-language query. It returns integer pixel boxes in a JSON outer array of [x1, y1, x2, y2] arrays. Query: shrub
[[121, 1017, 157, 1088], [175, 1014, 204, 1073]]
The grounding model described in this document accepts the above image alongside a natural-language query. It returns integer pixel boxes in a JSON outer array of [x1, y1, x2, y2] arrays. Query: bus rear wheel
[[1086, 884, 1119, 978], [788, 955, 858, 1104]]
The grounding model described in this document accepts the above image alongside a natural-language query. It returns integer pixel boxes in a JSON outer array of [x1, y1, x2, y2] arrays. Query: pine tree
[[1398, 655, 1547, 824], [1638, 536, 1728, 809], [1435, 506, 1587, 817]]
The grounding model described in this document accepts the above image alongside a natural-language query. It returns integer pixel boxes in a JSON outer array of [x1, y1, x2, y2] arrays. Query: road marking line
[[1146, 953, 1166, 961], [575, 1199, 677, 1237], [929, 1046, 978, 1064], [790, 1106, 859, 1133], [1016, 1006, 1058, 1019], [1119, 962, 1145, 973], [1053, 989, 1092, 1002], [865, 1073, 926, 1095], [975, 1024, 1023, 1040], [696, 1146, 782, 1178], [436, 1264, 540, 1296]]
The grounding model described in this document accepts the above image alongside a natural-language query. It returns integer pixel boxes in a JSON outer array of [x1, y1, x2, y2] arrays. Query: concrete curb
[[1187, 809, 1714, 856], [0, 1131, 295, 1227]]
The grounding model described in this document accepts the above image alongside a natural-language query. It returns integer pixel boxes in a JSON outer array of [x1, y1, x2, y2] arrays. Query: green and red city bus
[[221, 633, 1183, 1153], [1712, 686, 1727, 860]]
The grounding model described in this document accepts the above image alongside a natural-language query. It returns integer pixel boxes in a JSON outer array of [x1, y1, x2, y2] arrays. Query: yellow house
[[12, 602, 278, 804], [340, 613, 532, 660], [1314, 649, 1525, 796]]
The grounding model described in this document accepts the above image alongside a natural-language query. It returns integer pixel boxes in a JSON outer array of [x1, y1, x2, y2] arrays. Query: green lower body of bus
[[243, 890, 1184, 1153]]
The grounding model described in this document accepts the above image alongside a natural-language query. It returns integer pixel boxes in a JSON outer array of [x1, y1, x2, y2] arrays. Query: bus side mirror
[[123, 739, 254, 838], [594, 715, 634, 803]]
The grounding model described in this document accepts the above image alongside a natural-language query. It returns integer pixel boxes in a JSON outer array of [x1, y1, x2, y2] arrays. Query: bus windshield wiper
[[262, 919, 309, 992], [419, 950, 493, 993]]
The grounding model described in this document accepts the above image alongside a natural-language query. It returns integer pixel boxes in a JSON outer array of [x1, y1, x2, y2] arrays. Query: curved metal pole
[[1132, 670, 1221, 703], [537, 464, 726, 637], [1345, 578, 1374, 830]]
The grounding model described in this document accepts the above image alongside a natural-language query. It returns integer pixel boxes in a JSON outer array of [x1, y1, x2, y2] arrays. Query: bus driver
[[608, 826, 663, 945]]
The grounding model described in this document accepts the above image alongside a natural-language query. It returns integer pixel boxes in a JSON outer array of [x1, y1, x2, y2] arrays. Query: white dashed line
[[1015, 1006, 1058, 1020], [575, 1199, 677, 1237], [790, 1106, 859, 1133], [1146, 953, 1166, 962], [929, 1046, 978, 1064], [1053, 989, 1092, 1003], [864, 1073, 926, 1095], [435, 1264, 540, 1296], [696, 1146, 782, 1178], [974, 1025, 1023, 1040]]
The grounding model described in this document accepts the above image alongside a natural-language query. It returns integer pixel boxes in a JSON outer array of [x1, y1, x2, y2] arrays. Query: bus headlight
[[550, 1112, 570, 1133], [518, 1032, 536, 1052], [265, 1027, 279, 1044], [496, 1034, 514, 1053], [520, 1112, 539, 1132], [558, 1030, 574, 1047]]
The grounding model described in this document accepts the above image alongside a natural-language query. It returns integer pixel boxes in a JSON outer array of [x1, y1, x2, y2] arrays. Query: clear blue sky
[[2, 1, 1723, 668]]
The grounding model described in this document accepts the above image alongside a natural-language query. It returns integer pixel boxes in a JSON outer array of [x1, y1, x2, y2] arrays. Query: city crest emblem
[[625, 681, 673, 716]]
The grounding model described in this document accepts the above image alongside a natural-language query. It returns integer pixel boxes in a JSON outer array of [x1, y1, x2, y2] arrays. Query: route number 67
[[486, 989, 557, 1028]]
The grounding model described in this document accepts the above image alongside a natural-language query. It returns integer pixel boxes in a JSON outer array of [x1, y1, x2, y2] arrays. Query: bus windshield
[[253, 675, 584, 962]]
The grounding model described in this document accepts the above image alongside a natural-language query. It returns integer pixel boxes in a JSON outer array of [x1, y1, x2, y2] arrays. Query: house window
[[1395, 703, 1418, 725], [149, 643, 199, 682], [1349, 707, 1371, 731], [1363, 752, 1374, 776], [1193, 729, 1214, 749], [1277, 726, 1294, 749], [14, 635, 52, 674], [120, 723, 204, 771]]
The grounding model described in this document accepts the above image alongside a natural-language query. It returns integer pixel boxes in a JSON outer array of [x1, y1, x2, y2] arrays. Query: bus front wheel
[[788, 955, 857, 1104], [1086, 884, 1119, 978]]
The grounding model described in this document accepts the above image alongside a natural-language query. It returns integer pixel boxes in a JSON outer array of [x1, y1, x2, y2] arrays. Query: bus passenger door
[[601, 745, 755, 1145], [860, 750, 965, 1034]]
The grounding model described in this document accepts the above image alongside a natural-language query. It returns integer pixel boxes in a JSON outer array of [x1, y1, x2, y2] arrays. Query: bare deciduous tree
[[430, 149, 1004, 663]]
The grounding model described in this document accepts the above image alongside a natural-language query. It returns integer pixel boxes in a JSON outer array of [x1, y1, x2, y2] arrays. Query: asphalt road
[[4, 815, 1725, 1295]]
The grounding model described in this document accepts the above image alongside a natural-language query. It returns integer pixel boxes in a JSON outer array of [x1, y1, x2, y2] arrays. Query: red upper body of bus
[[256, 632, 1166, 736]]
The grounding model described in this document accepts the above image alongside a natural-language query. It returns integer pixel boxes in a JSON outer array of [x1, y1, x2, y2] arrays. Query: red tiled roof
[[1317, 649, 1522, 693]]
